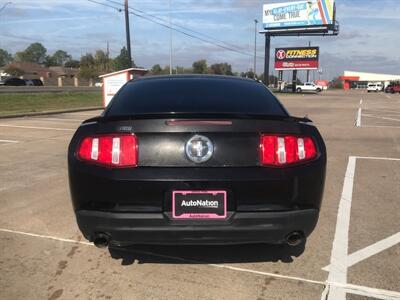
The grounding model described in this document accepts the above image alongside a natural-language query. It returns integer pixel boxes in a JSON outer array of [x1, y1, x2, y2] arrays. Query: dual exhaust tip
[[93, 231, 305, 248]]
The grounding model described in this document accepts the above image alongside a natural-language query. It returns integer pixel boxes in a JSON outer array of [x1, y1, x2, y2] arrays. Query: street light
[[169, 0, 172, 75], [253, 19, 258, 79]]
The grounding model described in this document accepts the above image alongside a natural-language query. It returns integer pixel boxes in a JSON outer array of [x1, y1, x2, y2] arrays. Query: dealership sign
[[275, 47, 319, 70], [263, 0, 335, 30]]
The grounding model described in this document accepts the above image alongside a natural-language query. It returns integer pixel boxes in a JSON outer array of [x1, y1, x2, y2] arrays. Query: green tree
[[78, 53, 97, 79], [150, 64, 163, 75], [240, 70, 255, 78], [64, 60, 80, 68], [0, 49, 12, 67], [15, 43, 47, 64], [52, 50, 72, 66], [94, 50, 111, 74], [210, 62, 233, 75], [113, 47, 133, 71], [4, 66, 25, 77], [192, 59, 208, 74]]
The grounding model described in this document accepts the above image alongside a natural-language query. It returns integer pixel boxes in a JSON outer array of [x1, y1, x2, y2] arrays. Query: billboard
[[263, 0, 335, 30], [275, 47, 319, 70]]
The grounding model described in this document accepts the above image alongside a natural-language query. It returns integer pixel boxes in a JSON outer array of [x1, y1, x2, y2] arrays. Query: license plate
[[172, 190, 227, 219]]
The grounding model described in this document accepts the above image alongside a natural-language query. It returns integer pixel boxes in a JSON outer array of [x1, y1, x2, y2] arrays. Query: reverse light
[[77, 134, 138, 167], [260, 135, 317, 166]]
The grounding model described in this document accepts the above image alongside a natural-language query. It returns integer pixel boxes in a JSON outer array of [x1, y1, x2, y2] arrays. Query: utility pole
[[253, 19, 258, 79], [264, 34, 271, 86], [306, 41, 311, 82], [169, 0, 172, 75], [124, 0, 133, 67]]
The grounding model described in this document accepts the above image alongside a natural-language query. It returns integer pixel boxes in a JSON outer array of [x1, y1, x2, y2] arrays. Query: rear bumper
[[76, 208, 319, 245]]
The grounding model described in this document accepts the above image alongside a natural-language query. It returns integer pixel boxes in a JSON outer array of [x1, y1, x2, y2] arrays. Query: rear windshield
[[106, 77, 288, 117]]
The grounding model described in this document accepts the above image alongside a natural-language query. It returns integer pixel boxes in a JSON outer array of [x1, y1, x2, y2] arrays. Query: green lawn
[[0, 92, 102, 116]]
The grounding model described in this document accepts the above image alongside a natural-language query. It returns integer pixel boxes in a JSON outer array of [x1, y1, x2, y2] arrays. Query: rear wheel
[[296, 88, 302, 93], [316, 88, 321, 93]]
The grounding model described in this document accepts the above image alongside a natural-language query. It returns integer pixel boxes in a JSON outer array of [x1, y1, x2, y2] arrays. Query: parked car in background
[[367, 82, 383, 92], [25, 80, 34, 86], [25, 79, 44, 86], [94, 82, 103, 87], [385, 84, 400, 94], [2, 78, 26, 86], [296, 82, 323, 93]]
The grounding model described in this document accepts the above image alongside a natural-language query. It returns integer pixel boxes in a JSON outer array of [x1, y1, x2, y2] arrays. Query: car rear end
[[68, 75, 326, 247]]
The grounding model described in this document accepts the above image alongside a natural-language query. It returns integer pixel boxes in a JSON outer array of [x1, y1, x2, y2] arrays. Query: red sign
[[275, 47, 319, 70]]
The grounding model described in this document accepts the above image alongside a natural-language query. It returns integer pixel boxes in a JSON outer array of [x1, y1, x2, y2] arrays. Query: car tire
[[316, 88, 321, 93], [296, 88, 302, 93]]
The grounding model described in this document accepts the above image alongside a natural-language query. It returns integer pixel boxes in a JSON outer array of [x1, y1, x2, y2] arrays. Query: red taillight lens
[[260, 135, 317, 166], [77, 134, 138, 167]]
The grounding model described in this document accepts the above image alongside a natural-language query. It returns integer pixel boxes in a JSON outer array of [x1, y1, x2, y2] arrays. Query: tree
[[150, 64, 163, 75], [113, 47, 133, 71], [53, 50, 72, 66], [64, 60, 80, 68], [210, 63, 233, 75], [15, 43, 47, 64], [192, 59, 208, 74], [0, 49, 12, 67], [240, 70, 255, 78], [94, 50, 111, 74], [4, 66, 24, 77], [79, 53, 97, 79]]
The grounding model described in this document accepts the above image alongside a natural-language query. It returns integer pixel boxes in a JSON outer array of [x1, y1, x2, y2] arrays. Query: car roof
[[132, 74, 258, 84]]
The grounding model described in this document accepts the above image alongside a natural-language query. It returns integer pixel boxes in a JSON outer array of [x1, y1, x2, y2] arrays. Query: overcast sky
[[1, 0, 399, 80]]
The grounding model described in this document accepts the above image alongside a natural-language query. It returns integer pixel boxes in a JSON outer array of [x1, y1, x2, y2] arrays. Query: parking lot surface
[[0, 90, 399, 300]]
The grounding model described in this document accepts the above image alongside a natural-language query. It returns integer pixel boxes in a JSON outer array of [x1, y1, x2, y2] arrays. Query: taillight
[[77, 134, 138, 167], [260, 135, 317, 166]]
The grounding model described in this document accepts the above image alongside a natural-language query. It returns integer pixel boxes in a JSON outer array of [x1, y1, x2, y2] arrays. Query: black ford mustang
[[68, 75, 326, 248]]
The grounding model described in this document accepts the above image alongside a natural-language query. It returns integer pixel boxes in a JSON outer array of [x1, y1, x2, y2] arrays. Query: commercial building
[[340, 71, 400, 90]]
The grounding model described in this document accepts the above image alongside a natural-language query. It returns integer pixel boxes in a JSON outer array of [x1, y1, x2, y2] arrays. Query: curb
[[0, 107, 103, 119]]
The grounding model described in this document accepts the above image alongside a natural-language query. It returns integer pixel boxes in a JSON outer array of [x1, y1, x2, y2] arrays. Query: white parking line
[[364, 109, 400, 114], [356, 108, 362, 127], [325, 156, 356, 300], [0, 124, 75, 131], [362, 114, 400, 122], [356, 156, 400, 161], [362, 125, 400, 129], [68, 112, 102, 117], [1, 227, 399, 299], [323, 232, 400, 271], [30, 117, 84, 122], [0, 139, 19, 144]]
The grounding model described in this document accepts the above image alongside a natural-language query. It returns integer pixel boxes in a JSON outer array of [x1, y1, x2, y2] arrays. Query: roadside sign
[[263, 0, 335, 30], [99, 67, 148, 107], [274, 47, 319, 70]]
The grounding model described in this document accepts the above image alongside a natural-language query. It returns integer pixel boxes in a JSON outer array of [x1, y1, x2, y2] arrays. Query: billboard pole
[[264, 34, 271, 86], [306, 41, 311, 82]]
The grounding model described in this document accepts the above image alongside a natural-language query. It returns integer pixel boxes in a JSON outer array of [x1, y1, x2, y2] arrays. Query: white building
[[340, 71, 400, 90]]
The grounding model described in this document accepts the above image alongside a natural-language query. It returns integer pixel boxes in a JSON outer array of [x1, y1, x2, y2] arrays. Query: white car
[[296, 82, 323, 93], [367, 83, 383, 92]]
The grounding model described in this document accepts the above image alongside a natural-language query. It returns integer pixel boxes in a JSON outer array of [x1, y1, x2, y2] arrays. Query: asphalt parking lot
[[0, 90, 399, 300]]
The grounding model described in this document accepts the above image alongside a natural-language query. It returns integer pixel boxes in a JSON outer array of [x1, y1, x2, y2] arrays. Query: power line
[[88, 0, 264, 60], [104, 0, 247, 54]]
